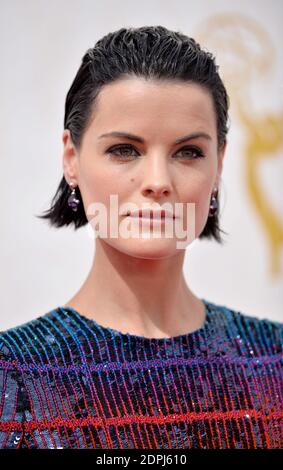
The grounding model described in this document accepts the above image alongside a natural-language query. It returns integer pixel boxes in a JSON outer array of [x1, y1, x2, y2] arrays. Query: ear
[[62, 129, 79, 184], [215, 141, 226, 188]]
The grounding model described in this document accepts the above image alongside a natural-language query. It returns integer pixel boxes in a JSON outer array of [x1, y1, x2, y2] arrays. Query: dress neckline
[[56, 298, 213, 344]]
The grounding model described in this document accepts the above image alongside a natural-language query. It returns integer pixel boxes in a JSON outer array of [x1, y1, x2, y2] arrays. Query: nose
[[141, 156, 173, 198]]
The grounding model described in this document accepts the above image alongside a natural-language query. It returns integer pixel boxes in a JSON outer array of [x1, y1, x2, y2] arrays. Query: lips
[[126, 209, 175, 219]]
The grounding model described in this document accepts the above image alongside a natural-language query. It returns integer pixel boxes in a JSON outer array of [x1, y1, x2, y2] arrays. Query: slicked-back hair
[[36, 25, 229, 243]]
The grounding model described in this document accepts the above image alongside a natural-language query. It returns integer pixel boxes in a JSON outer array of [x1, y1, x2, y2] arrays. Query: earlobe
[[62, 129, 79, 184]]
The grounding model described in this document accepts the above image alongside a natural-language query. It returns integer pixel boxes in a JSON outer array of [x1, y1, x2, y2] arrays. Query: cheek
[[180, 173, 213, 234], [181, 171, 212, 203], [78, 162, 129, 219]]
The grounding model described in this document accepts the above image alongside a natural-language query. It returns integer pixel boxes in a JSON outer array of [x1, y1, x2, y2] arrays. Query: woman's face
[[63, 77, 226, 259]]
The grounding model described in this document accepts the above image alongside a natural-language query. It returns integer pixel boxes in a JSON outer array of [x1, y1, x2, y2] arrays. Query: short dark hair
[[36, 25, 229, 243]]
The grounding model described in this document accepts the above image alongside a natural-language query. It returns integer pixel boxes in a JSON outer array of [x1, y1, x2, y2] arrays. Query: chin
[[103, 236, 190, 259]]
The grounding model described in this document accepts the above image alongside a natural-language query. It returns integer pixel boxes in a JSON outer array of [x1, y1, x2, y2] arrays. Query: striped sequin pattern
[[0, 300, 282, 448]]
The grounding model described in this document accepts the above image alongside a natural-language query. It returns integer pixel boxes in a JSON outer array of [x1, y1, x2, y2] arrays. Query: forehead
[[90, 77, 217, 138]]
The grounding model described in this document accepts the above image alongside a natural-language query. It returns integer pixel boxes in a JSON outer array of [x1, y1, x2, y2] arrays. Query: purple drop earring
[[208, 188, 219, 217], [67, 181, 80, 212]]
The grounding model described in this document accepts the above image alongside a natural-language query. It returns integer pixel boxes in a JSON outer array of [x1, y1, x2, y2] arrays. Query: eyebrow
[[98, 131, 212, 145]]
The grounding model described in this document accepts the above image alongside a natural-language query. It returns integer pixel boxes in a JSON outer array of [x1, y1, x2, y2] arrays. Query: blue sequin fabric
[[0, 299, 282, 448]]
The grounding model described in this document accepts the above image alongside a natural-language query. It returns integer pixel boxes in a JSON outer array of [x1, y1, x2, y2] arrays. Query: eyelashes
[[105, 143, 205, 160]]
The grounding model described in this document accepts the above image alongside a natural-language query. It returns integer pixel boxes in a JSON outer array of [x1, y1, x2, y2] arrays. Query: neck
[[64, 238, 205, 338]]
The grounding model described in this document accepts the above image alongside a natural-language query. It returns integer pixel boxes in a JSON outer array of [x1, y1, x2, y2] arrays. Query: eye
[[105, 144, 205, 160], [174, 146, 205, 159], [106, 144, 139, 159]]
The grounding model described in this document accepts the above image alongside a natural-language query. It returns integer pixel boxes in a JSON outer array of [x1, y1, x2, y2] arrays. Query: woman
[[0, 25, 282, 449]]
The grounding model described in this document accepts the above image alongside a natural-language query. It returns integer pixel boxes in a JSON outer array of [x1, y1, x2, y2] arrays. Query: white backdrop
[[1, 0, 282, 330]]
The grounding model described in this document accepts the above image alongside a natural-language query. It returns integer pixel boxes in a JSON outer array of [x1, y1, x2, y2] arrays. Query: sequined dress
[[0, 299, 282, 448]]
